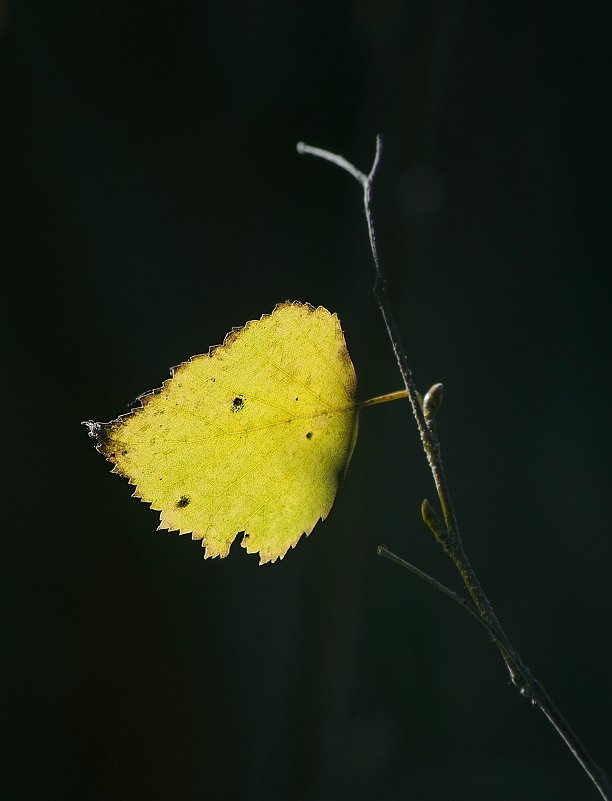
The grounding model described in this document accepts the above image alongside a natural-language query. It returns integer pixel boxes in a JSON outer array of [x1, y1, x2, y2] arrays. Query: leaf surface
[[86, 302, 359, 563]]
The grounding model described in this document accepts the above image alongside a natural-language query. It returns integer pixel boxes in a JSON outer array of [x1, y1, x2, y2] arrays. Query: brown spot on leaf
[[176, 495, 190, 508], [232, 395, 244, 412]]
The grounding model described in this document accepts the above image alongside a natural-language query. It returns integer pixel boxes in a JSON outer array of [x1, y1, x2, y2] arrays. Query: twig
[[297, 138, 611, 801], [377, 544, 504, 646]]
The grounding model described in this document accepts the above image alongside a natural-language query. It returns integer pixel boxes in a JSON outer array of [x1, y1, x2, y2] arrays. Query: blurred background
[[3, 1, 611, 799]]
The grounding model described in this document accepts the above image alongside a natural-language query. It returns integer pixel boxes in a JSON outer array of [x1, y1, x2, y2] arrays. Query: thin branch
[[297, 141, 366, 184], [377, 545, 502, 645], [297, 138, 611, 801], [379, 542, 612, 800], [300, 139, 457, 550]]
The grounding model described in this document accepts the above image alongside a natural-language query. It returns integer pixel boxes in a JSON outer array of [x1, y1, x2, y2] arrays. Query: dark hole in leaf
[[306, 432, 313, 439], [176, 495, 190, 508]]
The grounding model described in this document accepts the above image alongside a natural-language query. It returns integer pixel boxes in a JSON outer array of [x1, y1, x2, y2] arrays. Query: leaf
[[84, 301, 359, 564]]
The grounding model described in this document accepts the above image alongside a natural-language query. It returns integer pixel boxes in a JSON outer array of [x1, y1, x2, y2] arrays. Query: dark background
[[3, 2, 611, 799]]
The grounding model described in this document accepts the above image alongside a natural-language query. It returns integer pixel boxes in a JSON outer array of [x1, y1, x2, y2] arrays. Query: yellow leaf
[[85, 301, 359, 564]]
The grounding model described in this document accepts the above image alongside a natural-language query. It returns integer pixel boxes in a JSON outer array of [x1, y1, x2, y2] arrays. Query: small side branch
[[297, 141, 367, 185], [297, 137, 611, 801], [377, 545, 502, 646]]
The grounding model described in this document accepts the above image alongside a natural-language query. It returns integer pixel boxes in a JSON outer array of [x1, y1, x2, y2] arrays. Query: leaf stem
[[360, 389, 408, 409], [297, 137, 611, 801]]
